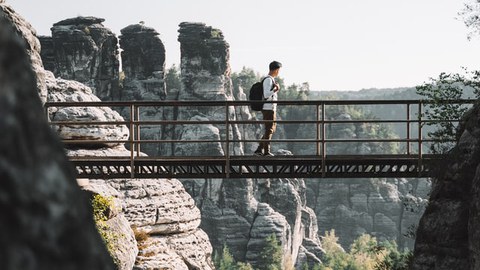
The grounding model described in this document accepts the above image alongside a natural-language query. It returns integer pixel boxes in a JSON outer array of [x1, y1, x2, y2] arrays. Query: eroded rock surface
[[49, 16, 119, 100], [87, 178, 214, 270], [119, 23, 166, 101], [0, 1, 47, 103], [46, 71, 129, 148], [411, 104, 480, 270], [0, 10, 114, 269], [307, 178, 429, 250]]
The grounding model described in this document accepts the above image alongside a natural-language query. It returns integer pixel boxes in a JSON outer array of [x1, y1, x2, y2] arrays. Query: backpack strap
[[262, 76, 276, 91]]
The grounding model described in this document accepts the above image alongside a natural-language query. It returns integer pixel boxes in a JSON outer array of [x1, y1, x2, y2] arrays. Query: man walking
[[255, 61, 282, 157]]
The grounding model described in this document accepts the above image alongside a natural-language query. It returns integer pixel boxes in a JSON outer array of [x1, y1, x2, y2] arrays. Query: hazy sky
[[7, 0, 480, 91]]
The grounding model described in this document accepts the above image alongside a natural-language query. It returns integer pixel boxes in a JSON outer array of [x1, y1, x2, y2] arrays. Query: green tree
[[318, 232, 412, 270], [231, 66, 261, 93], [459, 0, 480, 39], [259, 234, 283, 270], [214, 245, 236, 270], [415, 70, 480, 154], [165, 64, 181, 96], [213, 245, 254, 270], [319, 230, 360, 270], [373, 241, 412, 270]]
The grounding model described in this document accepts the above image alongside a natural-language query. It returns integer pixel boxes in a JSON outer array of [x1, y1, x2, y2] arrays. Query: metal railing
[[44, 99, 476, 178]]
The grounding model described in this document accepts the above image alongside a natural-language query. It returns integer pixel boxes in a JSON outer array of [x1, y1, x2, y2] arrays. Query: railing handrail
[[44, 98, 477, 107], [46, 99, 476, 178]]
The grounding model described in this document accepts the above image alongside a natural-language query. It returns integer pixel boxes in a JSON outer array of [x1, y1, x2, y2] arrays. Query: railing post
[[316, 104, 320, 156], [321, 102, 326, 178], [407, 103, 411, 155], [225, 101, 230, 179], [135, 105, 141, 157], [418, 101, 423, 176], [129, 104, 135, 178]]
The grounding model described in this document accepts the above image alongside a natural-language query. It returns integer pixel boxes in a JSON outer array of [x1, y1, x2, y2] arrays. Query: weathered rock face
[[177, 22, 243, 156], [307, 178, 429, 250], [411, 103, 480, 270], [46, 71, 129, 148], [181, 150, 325, 268], [117, 23, 169, 156], [38, 35, 55, 73], [0, 2, 47, 103], [232, 84, 260, 154], [87, 178, 214, 270], [119, 23, 166, 101], [0, 13, 115, 269], [49, 16, 119, 100], [81, 183, 138, 270], [178, 22, 233, 102], [49, 63, 214, 269]]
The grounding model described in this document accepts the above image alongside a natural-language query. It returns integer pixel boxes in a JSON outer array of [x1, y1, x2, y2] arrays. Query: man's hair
[[269, 61, 282, 71]]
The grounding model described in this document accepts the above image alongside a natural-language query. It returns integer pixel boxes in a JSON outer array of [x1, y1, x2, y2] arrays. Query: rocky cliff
[[46, 69, 214, 270], [307, 178, 429, 250], [4, 3, 214, 269], [0, 1, 47, 104], [411, 102, 480, 269], [48, 16, 120, 100], [0, 5, 115, 269]]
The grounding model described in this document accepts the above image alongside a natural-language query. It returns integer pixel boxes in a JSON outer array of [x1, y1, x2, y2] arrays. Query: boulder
[[46, 71, 129, 148]]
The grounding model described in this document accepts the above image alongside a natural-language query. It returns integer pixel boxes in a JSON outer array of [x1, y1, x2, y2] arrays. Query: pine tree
[[259, 234, 283, 270]]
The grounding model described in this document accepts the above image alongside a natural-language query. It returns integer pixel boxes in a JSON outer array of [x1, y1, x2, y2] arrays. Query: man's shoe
[[263, 152, 274, 157], [254, 150, 263, 156]]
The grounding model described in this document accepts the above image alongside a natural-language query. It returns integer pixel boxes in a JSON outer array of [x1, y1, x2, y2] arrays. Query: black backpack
[[249, 77, 273, 111]]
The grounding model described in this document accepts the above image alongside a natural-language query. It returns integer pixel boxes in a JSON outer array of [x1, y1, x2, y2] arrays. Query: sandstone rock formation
[[0, 10, 114, 269], [48, 65, 213, 269], [178, 22, 233, 102], [181, 146, 325, 268], [6, 2, 215, 268], [119, 23, 166, 101], [38, 35, 55, 73], [177, 22, 243, 156], [48, 16, 119, 100], [86, 178, 214, 270], [81, 183, 138, 270], [307, 178, 429, 250], [46, 71, 129, 149], [117, 23, 170, 156], [411, 103, 480, 270], [0, 1, 47, 103]]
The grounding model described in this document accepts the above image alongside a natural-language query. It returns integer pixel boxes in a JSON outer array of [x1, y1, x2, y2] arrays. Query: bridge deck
[[71, 154, 441, 179]]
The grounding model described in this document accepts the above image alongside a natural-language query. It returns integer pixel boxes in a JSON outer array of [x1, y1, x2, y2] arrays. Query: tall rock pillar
[[50, 16, 119, 100], [177, 22, 233, 102], [177, 22, 243, 156], [119, 23, 166, 101]]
